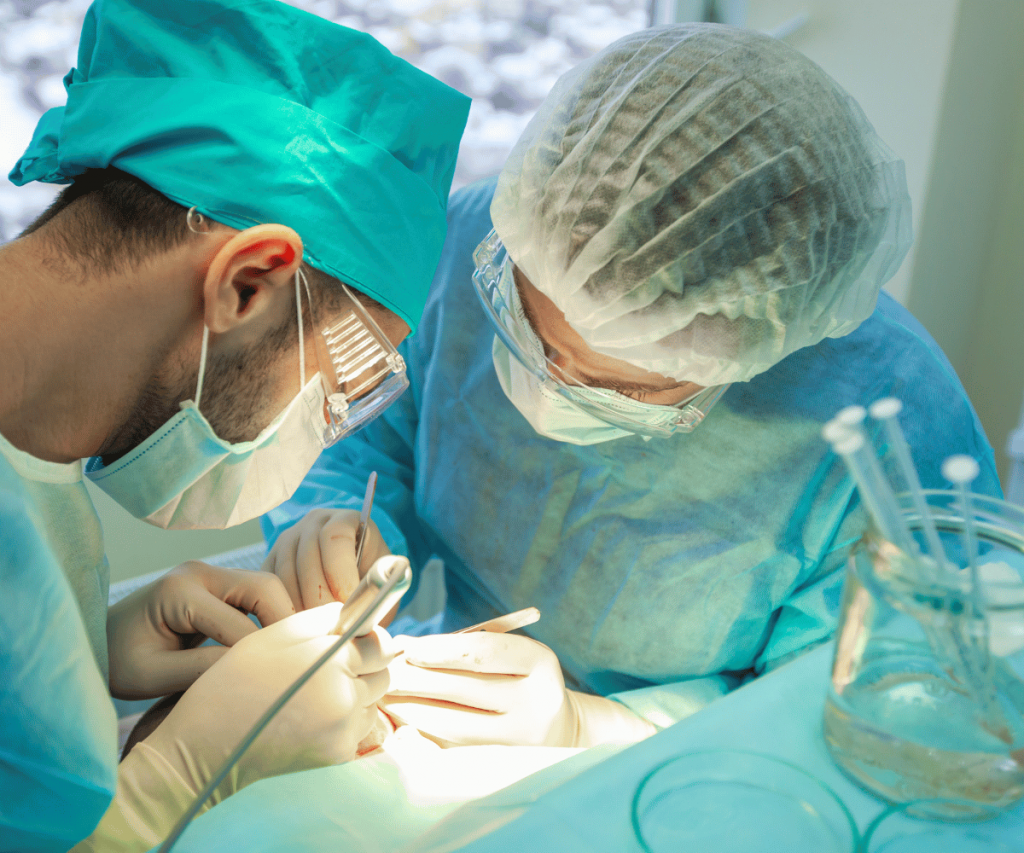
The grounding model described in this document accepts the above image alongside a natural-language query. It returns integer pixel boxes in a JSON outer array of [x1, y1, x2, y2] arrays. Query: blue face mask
[[86, 281, 327, 529]]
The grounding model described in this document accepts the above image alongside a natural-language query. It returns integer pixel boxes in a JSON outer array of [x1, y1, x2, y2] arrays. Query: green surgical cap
[[9, 0, 470, 333]]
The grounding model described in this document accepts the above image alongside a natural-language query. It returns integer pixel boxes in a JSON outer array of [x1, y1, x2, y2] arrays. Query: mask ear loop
[[186, 208, 213, 411], [296, 267, 306, 393], [187, 207, 308, 404], [194, 327, 210, 412]]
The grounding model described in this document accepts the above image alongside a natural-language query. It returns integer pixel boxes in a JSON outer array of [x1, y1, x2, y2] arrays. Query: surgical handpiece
[[333, 554, 412, 637], [158, 555, 411, 852]]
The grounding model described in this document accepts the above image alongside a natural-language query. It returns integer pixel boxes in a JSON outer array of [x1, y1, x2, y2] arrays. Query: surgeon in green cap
[[0, 0, 469, 849]]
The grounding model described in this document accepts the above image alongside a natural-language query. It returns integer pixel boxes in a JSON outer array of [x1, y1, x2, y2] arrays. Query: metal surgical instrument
[[354, 470, 378, 573]]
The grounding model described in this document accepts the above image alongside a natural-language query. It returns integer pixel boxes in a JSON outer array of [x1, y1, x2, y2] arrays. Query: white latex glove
[[107, 560, 296, 700], [76, 603, 394, 853], [381, 632, 657, 748], [262, 508, 392, 610]]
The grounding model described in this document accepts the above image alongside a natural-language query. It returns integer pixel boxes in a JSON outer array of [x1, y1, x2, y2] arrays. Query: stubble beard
[[101, 342, 277, 464]]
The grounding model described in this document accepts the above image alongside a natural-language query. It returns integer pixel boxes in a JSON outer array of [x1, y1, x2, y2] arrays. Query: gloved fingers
[[380, 724, 443, 760], [387, 657, 521, 711], [346, 626, 397, 672], [354, 667, 392, 705], [379, 697, 502, 747], [305, 625, 396, 675], [144, 645, 230, 696], [317, 511, 362, 600], [212, 568, 295, 629], [260, 528, 303, 611], [355, 521, 393, 577], [348, 703, 383, 749], [357, 708, 396, 756], [300, 702, 378, 766], [296, 515, 335, 609], [259, 605, 397, 685], [258, 600, 345, 643], [400, 632, 545, 676], [171, 588, 262, 648], [292, 655, 390, 714]]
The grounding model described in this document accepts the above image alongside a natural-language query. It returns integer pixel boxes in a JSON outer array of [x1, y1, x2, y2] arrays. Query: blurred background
[[2, 0, 1022, 581]]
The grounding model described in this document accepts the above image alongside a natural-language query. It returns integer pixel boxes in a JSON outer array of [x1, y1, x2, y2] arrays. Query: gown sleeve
[[0, 486, 117, 851]]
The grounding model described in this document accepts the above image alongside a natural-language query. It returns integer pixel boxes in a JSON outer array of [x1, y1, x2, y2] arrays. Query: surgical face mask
[[86, 275, 327, 529], [492, 336, 634, 445]]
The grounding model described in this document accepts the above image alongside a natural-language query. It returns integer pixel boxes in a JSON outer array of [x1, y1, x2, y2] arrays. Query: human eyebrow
[[572, 369, 688, 396]]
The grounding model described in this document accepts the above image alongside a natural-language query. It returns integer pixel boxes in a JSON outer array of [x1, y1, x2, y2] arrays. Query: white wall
[[954, 39, 1024, 486], [905, 0, 1024, 484], [747, 0, 1024, 484], [746, 0, 961, 305], [87, 482, 263, 583]]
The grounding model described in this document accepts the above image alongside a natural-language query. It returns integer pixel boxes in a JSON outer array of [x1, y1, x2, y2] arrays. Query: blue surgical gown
[[0, 437, 117, 851], [264, 176, 1001, 724]]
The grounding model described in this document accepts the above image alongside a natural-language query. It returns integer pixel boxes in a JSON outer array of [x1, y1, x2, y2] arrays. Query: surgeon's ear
[[201, 224, 304, 334]]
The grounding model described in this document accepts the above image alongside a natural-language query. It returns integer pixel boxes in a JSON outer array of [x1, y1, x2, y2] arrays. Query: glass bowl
[[630, 750, 859, 853]]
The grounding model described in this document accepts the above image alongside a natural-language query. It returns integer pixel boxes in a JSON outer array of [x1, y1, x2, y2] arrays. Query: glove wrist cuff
[[72, 744, 202, 853], [565, 690, 658, 748]]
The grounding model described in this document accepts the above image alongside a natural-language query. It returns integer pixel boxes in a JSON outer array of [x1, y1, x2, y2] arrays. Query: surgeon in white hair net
[[262, 24, 1001, 747]]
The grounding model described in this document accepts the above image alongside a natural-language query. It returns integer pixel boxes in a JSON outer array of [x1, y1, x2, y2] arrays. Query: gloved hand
[[107, 560, 296, 700], [262, 508, 392, 610], [381, 632, 657, 748], [76, 603, 394, 853]]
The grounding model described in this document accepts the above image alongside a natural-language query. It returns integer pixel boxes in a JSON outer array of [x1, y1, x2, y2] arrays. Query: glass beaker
[[823, 490, 1024, 820]]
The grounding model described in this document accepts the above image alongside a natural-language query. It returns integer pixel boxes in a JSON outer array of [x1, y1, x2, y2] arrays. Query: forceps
[[354, 471, 378, 573]]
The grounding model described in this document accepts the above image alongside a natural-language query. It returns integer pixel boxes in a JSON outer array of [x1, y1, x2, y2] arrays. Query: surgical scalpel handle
[[353, 471, 378, 573]]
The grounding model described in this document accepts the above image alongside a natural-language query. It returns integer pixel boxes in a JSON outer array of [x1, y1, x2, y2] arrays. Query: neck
[[0, 233, 199, 463]]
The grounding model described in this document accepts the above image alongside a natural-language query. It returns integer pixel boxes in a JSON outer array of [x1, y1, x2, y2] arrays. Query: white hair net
[[490, 24, 913, 386]]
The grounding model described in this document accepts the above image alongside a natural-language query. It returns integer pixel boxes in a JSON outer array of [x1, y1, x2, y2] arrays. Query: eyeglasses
[[300, 272, 409, 446], [186, 207, 408, 446], [471, 229, 728, 437]]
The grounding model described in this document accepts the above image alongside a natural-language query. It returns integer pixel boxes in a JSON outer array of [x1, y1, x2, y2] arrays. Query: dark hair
[[22, 166, 388, 334], [121, 692, 182, 761], [21, 167, 193, 274]]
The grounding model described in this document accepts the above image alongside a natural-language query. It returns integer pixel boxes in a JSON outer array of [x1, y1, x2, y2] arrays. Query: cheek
[[267, 351, 306, 405], [302, 334, 321, 384]]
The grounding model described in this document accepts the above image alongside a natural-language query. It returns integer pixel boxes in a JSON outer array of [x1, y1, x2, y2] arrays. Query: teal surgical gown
[[263, 176, 1002, 726], [0, 435, 117, 851]]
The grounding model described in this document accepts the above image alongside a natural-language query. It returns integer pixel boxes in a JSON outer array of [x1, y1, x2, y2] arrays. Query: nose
[[544, 346, 581, 386], [539, 334, 566, 366], [548, 348, 570, 370]]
